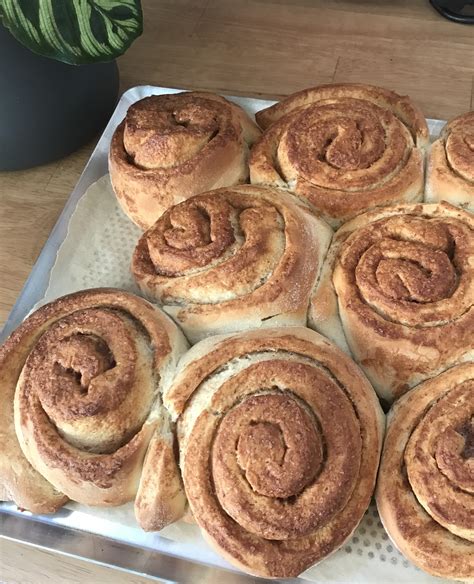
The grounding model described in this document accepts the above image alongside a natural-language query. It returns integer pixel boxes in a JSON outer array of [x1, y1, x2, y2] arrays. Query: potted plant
[[0, 1, 143, 170]]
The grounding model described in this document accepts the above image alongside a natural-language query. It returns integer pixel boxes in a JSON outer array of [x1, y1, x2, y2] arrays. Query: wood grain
[[0, 0, 473, 582], [0, 539, 159, 584]]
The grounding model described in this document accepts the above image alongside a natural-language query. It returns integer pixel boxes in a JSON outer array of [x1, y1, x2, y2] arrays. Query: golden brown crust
[[165, 327, 384, 578], [376, 363, 474, 582], [310, 202, 474, 403], [109, 92, 261, 229], [134, 412, 186, 531], [255, 84, 429, 144], [426, 111, 474, 210], [250, 83, 428, 228], [131, 185, 332, 343], [0, 288, 187, 526]]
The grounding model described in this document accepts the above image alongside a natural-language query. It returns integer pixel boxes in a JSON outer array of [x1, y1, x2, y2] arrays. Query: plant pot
[[0, 24, 120, 171]]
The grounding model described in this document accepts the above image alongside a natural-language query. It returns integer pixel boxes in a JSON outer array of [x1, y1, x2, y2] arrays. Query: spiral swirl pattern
[[426, 111, 474, 210], [376, 363, 474, 582], [132, 185, 332, 343], [250, 83, 428, 227], [164, 327, 384, 578], [0, 288, 187, 527], [109, 91, 261, 228], [310, 202, 474, 402]]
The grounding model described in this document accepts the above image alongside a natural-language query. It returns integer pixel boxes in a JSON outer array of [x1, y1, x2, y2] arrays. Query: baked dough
[[251, 83, 428, 227], [109, 91, 261, 228], [376, 363, 474, 582], [310, 202, 474, 403], [163, 327, 384, 578], [0, 288, 187, 532], [132, 185, 332, 343], [426, 110, 474, 210]]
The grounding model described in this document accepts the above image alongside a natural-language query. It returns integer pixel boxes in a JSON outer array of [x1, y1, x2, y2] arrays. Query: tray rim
[[1, 508, 279, 584], [0, 84, 446, 584]]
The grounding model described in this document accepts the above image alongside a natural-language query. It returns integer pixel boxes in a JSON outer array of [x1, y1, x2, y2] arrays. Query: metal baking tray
[[0, 85, 446, 583]]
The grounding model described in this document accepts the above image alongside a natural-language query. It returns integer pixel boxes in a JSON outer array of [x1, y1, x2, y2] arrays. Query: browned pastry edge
[[426, 110, 474, 210], [250, 84, 428, 227], [134, 412, 186, 531], [164, 327, 384, 578], [255, 83, 429, 148], [376, 363, 474, 582], [131, 184, 333, 343], [0, 288, 187, 528], [309, 201, 474, 403], [109, 91, 262, 229]]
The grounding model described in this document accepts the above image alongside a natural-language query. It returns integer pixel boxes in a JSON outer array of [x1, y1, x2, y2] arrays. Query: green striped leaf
[[0, 0, 142, 64]]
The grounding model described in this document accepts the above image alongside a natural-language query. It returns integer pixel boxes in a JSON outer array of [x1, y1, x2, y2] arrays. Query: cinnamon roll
[[309, 202, 474, 403], [250, 83, 428, 227], [426, 111, 474, 210], [0, 288, 188, 531], [132, 185, 332, 343], [164, 327, 384, 578], [376, 363, 474, 582], [109, 91, 261, 228]]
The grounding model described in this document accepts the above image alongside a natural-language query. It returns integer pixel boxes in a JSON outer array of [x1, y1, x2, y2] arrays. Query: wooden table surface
[[0, 1, 473, 582]]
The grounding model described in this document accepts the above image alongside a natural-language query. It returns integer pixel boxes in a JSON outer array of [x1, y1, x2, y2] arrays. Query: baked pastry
[[250, 83, 429, 227], [164, 327, 384, 578], [426, 111, 474, 210], [132, 185, 332, 343], [309, 202, 474, 403], [0, 288, 188, 531], [376, 363, 474, 582], [109, 91, 261, 228]]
